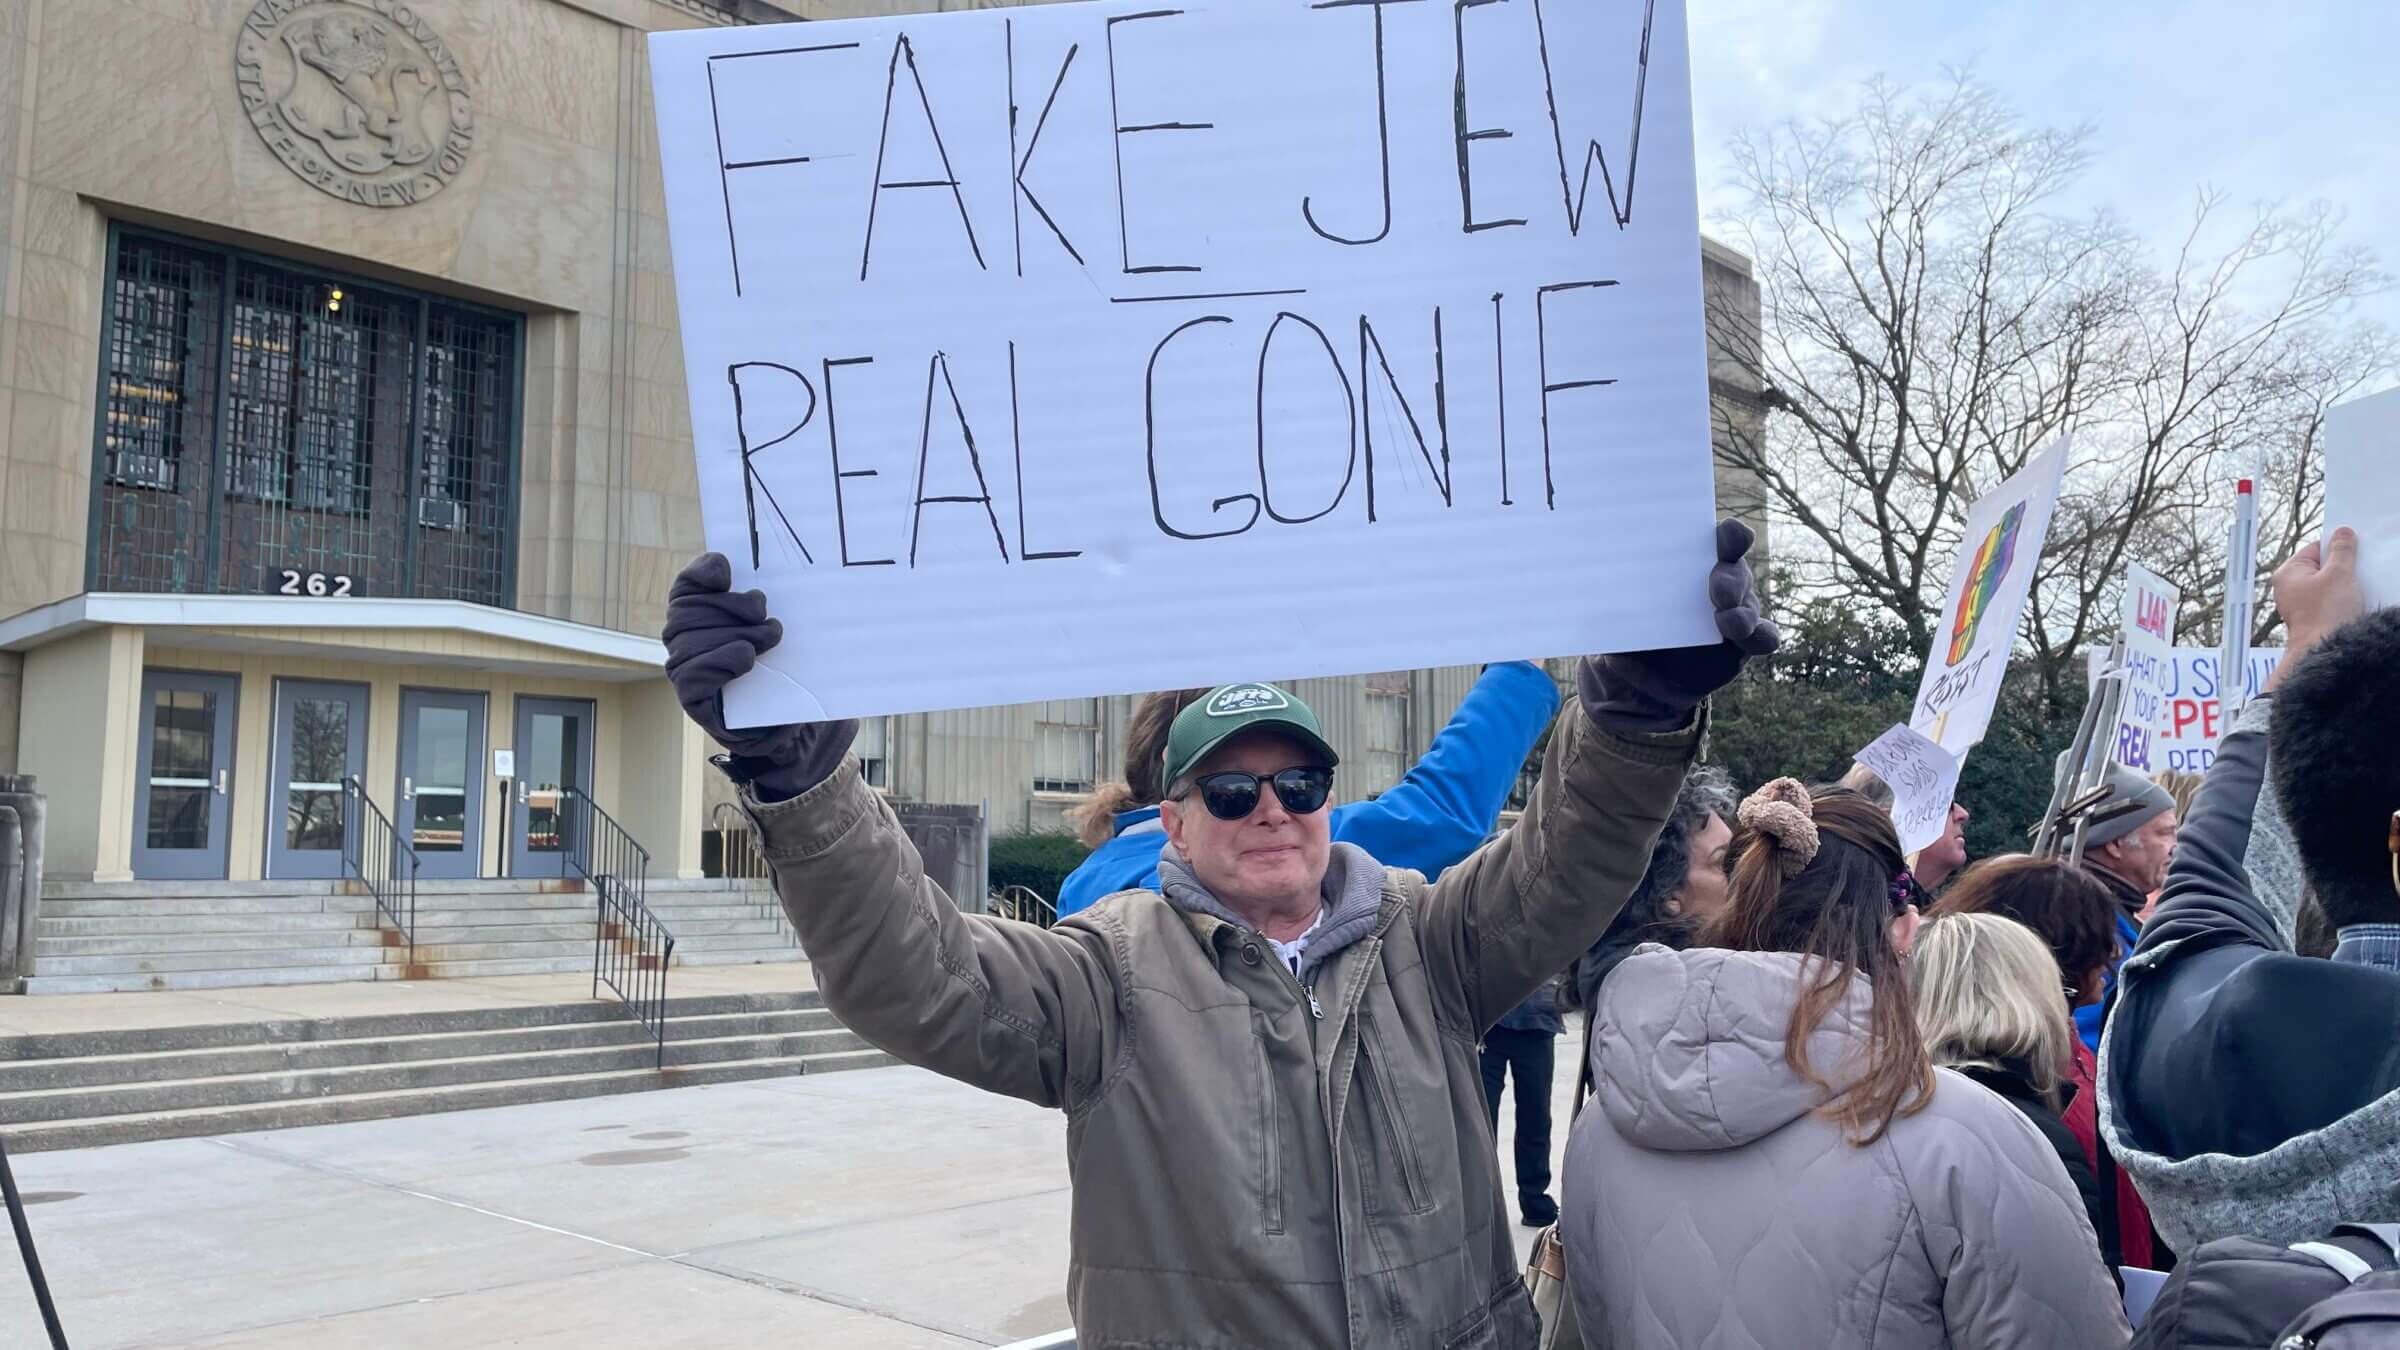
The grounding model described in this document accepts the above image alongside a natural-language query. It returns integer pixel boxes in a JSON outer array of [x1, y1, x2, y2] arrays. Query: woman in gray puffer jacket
[[1561, 782, 2129, 1349]]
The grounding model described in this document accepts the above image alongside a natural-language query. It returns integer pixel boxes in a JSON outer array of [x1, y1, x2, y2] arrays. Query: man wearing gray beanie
[[2059, 756, 2180, 1051]]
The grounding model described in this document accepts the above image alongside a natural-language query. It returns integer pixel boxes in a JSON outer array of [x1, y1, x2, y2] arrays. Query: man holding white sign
[[662, 521, 1775, 1347]]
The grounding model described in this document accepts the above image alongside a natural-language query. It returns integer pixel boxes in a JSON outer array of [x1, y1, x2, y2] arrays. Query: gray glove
[[1579, 518, 1779, 734], [663, 553, 856, 801]]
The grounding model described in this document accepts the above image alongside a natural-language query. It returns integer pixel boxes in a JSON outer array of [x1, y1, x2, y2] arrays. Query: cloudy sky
[[1685, 0, 2399, 329]]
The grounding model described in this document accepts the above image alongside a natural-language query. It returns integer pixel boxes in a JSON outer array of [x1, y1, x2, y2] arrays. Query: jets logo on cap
[[1208, 684, 1289, 716]]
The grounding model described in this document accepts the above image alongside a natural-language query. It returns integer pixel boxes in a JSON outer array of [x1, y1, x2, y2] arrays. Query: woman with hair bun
[[1560, 781, 2128, 1349]]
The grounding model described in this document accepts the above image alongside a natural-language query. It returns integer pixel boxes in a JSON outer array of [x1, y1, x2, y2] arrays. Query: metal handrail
[[709, 800, 770, 887], [342, 777, 418, 963], [1, 1133, 70, 1348], [562, 787, 675, 1068], [990, 884, 1058, 928]]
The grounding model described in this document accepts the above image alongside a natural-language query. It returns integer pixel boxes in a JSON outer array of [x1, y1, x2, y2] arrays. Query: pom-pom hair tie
[[1738, 778, 1821, 878]]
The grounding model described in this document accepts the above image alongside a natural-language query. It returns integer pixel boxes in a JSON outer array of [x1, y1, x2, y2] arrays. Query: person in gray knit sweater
[[2099, 529, 2400, 1251]]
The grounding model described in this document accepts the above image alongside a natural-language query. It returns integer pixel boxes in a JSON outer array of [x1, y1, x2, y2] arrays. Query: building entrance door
[[399, 691, 487, 880], [132, 671, 240, 880], [267, 681, 369, 879], [509, 697, 594, 880]]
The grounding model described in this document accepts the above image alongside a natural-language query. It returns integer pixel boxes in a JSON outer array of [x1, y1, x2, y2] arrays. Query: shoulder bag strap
[[1570, 1002, 1599, 1121]]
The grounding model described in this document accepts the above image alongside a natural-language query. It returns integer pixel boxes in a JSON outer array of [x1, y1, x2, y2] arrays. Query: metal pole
[[2036, 637, 2130, 859], [2034, 687, 2112, 856], [0, 1134, 71, 1349]]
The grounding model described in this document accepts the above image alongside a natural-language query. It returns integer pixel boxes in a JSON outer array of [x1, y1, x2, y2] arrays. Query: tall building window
[[1360, 676, 1412, 798], [855, 716, 890, 790], [1033, 699, 1099, 795], [93, 228, 521, 606]]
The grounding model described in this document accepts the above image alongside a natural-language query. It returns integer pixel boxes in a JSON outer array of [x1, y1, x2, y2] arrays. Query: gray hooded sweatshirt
[[2098, 697, 2400, 1251], [1563, 947, 2129, 1349]]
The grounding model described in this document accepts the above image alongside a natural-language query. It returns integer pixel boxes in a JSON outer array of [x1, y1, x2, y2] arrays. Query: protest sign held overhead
[[648, 0, 1720, 725], [2217, 476, 2259, 720], [2327, 388, 2400, 613], [2086, 646, 2283, 774], [2106, 561, 2181, 773], [1852, 723, 1961, 857], [1910, 443, 2069, 755]]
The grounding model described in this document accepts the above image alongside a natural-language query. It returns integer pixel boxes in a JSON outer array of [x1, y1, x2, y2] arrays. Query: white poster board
[[1909, 443, 2070, 754], [2085, 646, 2283, 775], [649, 0, 1719, 725], [2106, 561, 2182, 773], [2326, 388, 2400, 612], [1852, 723, 1961, 857]]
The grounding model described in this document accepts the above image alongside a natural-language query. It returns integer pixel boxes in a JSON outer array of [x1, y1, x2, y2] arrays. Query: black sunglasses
[[1181, 766, 1335, 821]]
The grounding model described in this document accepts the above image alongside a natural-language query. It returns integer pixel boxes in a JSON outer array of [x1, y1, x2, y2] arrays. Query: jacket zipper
[[1262, 939, 1346, 1345]]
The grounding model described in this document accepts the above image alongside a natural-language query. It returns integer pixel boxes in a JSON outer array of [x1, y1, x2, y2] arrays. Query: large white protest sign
[[2084, 646, 2284, 774], [649, 0, 1719, 725], [2105, 561, 2181, 773], [1853, 723, 1961, 857], [2327, 388, 2400, 612], [1910, 443, 2069, 754]]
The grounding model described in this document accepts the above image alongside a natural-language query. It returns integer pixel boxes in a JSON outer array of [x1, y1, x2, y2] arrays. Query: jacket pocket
[[1440, 1273, 1541, 1349], [1256, 1046, 1285, 1234], [1359, 1013, 1433, 1215]]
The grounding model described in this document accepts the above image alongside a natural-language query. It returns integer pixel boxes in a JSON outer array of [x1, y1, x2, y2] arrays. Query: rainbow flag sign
[[1911, 443, 2069, 755]]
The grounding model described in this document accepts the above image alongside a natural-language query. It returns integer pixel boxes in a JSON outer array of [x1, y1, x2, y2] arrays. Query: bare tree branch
[[1715, 73, 2395, 705]]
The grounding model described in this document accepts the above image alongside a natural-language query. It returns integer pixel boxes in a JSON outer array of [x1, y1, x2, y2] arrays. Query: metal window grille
[[1360, 680, 1411, 799], [1032, 699, 1099, 795], [411, 305, 517, 606], [855, 715, 890, 789], [92, 229, 520, 607], [98, 237, 224, 593]]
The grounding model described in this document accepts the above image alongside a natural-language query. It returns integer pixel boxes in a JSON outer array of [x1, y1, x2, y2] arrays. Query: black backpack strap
[[2330, 1224, 2400, 1268], [2275, 1270, 2400, 1343]]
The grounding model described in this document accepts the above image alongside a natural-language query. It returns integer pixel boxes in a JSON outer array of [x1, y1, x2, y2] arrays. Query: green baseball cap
[[1161, 682, 1340, 790]]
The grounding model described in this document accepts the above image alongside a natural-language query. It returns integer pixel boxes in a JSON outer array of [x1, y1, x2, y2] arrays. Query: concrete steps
[[22, 878, 805, 994], [0, 990, 893, 1152]]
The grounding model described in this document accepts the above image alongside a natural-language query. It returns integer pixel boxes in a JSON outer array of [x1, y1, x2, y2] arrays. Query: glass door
[[266, 680, 368, 879], [509, 697, 594, 880], [399, 690, 486, 880], [132, 671, 240, 880]]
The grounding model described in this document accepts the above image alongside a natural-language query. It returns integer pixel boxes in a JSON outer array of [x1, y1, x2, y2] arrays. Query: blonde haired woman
[[1909, 911, 2107, 1250]]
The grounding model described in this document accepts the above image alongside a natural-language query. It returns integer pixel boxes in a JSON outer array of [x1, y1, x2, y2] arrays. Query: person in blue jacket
[[1056, 662, 1562, 917]]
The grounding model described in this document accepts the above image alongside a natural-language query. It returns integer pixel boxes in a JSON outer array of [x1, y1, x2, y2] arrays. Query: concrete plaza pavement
[[1, 1034, 1579, 1349]]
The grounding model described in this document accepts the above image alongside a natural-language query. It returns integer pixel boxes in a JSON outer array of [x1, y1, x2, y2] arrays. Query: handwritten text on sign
[[2085, 647, 2284, 774], [1911, 443, 2069, 754], [650, 0, 1719, 724], [2109, 562, 2182, 772], [1853, 723, 1961, 857]]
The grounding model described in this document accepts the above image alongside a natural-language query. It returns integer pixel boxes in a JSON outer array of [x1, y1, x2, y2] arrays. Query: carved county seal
[[235, 0, 474, 207]]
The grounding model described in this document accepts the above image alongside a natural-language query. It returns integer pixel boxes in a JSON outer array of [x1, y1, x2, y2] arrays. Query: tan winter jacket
[[743, 703, 1698, 1350], [1562, 947, 2132, 1349]]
